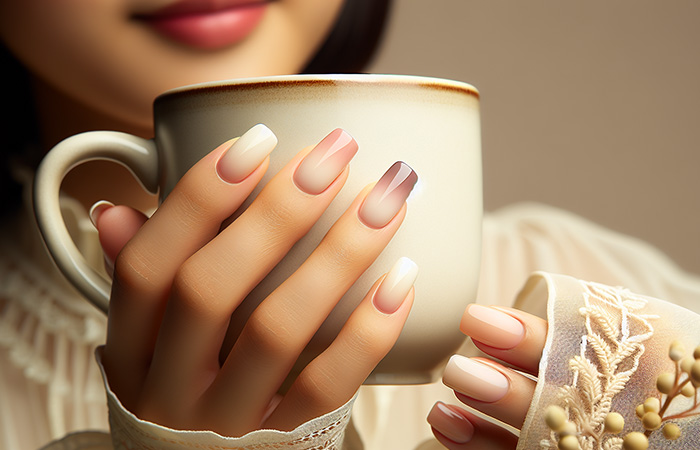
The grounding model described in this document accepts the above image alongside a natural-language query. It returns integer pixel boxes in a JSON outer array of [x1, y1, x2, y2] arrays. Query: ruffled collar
[[0, 163, 107, 384]]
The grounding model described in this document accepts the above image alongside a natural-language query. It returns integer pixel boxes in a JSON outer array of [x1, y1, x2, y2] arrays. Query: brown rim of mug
[[155, 75, 480, 106]]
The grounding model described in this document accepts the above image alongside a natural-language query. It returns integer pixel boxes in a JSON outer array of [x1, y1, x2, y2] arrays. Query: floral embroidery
[[540, 281, 658, 450]]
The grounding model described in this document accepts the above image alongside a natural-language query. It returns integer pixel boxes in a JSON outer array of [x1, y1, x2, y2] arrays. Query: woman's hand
[[93, 125, 418, 436], [427, 304, 548, 449]]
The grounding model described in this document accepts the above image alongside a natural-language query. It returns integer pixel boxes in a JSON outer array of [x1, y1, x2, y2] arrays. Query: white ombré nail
[[373, 257, 418, 314], [217, 124, 278, 183]]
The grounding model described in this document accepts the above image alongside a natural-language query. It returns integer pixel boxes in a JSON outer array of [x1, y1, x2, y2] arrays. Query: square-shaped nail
[[443, 355, 509, 403], [217, 124, 277, 184], [293, 129, 358, 195], [359, 161, 417, 228]]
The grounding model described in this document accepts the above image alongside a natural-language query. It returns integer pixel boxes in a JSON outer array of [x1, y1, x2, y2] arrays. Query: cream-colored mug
[[33, 74, 482, 384]]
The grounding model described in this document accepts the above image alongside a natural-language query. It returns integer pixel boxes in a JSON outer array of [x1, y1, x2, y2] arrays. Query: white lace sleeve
[[94, 348, 355, 450], [516, 272, 700, 450]]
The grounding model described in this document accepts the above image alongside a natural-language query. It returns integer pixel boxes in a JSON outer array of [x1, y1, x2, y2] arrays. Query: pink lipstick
[[137, 0, 270, 50]]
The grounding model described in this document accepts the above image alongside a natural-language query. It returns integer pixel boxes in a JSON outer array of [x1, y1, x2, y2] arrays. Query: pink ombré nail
[[294, 129, 358, 195], [359, 161, 418, 228]]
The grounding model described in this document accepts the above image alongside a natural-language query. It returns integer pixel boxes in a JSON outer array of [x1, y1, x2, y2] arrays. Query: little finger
[[263, 257, 418, 431]]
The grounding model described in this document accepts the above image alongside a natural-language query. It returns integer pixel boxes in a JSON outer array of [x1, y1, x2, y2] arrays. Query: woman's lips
[[137, 1, 269, 50]]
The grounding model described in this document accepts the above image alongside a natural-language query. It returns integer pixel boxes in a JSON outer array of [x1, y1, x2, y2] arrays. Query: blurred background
[[369, 0, 700, 274]]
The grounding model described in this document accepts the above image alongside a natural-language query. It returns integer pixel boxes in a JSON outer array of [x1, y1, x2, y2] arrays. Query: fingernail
[[427, 402, 475, 444], [359, 161, 418, 228], [89, 200, 114, 228], [461, 304, 525, 349], [443, 355, 509, 403], [217, 124, 278, 183], [293, 129, 358, 195], [373, 257, 418, 314]]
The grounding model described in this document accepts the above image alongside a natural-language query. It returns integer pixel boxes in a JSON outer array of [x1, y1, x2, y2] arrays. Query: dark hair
[[1, 42, 41, 217], [303, 0, 393, 74], [0, 0, 393, 216]]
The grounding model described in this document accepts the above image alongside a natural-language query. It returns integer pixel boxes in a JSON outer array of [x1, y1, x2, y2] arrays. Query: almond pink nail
[[359, 161, 418, 228], [294, 129, 358, 195]]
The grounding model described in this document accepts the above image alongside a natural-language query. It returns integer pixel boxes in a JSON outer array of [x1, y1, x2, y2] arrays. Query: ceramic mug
[[33, 74, 482, 384]]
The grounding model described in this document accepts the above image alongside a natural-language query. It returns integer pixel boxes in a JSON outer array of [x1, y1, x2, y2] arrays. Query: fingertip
[[216, 124, 277, 184], [95, 204, 149, 262], [372, 257, 418, 314], [358, 162, 417, 229]]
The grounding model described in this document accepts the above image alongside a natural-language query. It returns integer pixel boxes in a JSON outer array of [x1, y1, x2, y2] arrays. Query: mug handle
[[33, 131, 159, 313]]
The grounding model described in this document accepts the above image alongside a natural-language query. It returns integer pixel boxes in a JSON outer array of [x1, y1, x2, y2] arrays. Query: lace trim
[[109, 413, 350, 450], [98, 347, 353, 450]]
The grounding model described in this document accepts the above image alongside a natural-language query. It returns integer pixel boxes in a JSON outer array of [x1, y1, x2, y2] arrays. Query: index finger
[[103, 124, 276, 400]]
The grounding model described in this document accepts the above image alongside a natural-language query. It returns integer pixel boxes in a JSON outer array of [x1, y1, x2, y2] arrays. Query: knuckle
[[343, 322, 387, 363], [294, 365, 338, 410], [243, 307, 301, 358], [254, 195, 303, 239], [319, 233, 369, 277], [113, 243, 159, 292], [343, 315, 399, 364], [170, 181, 217, 224], [171, 259, 227, 318]]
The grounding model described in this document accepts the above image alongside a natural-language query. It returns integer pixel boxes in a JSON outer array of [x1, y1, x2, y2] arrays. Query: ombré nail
[[294, 129, 358, 195], [443, 355, 509, 403], [460, 304, 525, 349], [373, 257, 418, 314], [216, 124, 278, 184], [427, 402, 475, 444], [359, 161, 418, 228]]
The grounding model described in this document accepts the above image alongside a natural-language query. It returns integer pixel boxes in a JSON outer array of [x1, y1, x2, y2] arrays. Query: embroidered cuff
[[95, 348, 355, 450], [516, 273, 700, 450]]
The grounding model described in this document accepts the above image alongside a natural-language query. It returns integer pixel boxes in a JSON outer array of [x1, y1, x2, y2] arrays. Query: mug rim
[[155, 73, 479, 104]]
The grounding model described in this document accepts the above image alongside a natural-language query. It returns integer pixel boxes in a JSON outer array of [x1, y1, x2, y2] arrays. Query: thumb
[[90, 201, 149, 273]]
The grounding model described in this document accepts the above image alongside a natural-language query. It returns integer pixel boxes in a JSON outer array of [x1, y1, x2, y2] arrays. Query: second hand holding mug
[[33, 74, 482, 384]]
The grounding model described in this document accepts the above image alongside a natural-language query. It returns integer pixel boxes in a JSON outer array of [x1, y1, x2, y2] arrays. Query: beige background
[[369, 0, 700, 275]]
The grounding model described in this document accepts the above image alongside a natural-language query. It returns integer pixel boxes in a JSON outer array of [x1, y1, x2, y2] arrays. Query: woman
[[1, 1, 699, 449]]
